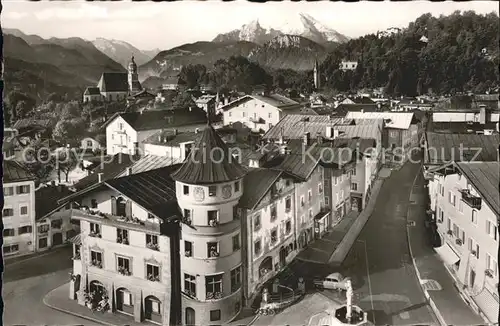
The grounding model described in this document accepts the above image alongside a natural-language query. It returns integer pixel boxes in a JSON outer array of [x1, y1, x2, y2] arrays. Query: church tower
[[172, 124, 247, 326], [127, 55, 142, 93], [313, 59, 321, 90]]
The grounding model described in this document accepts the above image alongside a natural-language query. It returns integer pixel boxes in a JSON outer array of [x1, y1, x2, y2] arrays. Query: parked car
[[313, 272, 350, 291]]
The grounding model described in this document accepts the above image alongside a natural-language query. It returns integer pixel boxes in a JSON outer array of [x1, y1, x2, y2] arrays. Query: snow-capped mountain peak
[[213, 13, 349, 45]]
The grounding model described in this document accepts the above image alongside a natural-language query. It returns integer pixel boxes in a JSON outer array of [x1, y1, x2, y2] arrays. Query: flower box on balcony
[[73, 253, 81, 260], [184, 290, 196, 298], [209, 251, 219, 258], [117, 237, 129, 245], [271, 236, 278, 244], [118, 267, 131, 276], [214, 292, 223, 299], [182, 217, 192, 226], [185, 250, 192, 257], [146, 242, 159, 251], [455, 238, 462, 246], [89, 232, 101, 238], [91, 260, 103, 268], [446, 230, 453, 236], [206, 292, 214, 300], [147, 274, 160, 282], [485, 269, 494, 278], [209, 220, 219, 227]]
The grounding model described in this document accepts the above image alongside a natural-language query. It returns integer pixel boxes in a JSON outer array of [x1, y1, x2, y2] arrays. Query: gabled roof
[[73, 153, 137, 191], [131, 89, 154, 98], [102, 107, 208, 131], [36, 184, 75, 221], [98, 72, 128, 93], [345, 112, 415, 129], [115, 156, 182, 178], [430, 122, 499, 134], [238, 169, 283, 210], [261, 114, 383, 142], [196, 95, 216, 104], [431, 162, 499, 218], [105, 166, 180, 219], [220, 94, 301, 112], [84, 87, 101, 96], [424, 132, 500, 165], [60, 166, 181, 220], [171, 124, 247, 184], [3, 160, 36, 183], [474, 94, 499, 102]]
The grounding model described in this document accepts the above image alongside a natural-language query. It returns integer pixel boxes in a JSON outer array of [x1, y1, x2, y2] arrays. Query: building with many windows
[[63, 165, 183, 325], [2, 160, 37, 257], [171, 125, 247, 325], [427, 161, 499, 324]]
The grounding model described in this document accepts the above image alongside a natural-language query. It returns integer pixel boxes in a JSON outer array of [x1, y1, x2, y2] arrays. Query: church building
[[83, 56, 143, 103]]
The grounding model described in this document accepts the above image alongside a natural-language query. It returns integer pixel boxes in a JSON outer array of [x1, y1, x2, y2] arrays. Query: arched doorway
[[116, 287, 134, 314], [259, 256, 273, 278], [279, 246, 286, 267], [144, 296, 161, 323], [88, 281, 106, 308], [52, 232, 63, 246], [116, 197, 126, 217], [185, 307, 195, 326]]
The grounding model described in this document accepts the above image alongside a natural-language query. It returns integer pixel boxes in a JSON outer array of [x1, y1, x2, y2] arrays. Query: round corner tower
[[172, 125, 246, 325]]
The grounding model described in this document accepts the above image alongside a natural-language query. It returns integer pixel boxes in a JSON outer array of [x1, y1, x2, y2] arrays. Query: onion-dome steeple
[[171, 125, 247, 184]]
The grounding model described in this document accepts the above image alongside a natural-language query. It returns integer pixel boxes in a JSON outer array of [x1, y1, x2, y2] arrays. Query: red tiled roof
[[171, 125, 247, 184]]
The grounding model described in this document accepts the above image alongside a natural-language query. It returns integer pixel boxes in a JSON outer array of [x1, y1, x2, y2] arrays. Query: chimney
[[98, 172, 104, 183], [195, 128, 200, 134], [361, 109, 364, 113], [224, 97, 229, 105], [174, 129, 178, 135], [51, 180, 56, 186], [479, 106, 487, 124], [303, 132, 310, 146], [126, 167, 132, 176], [158, 134, 162, 142], [326, 126, 334, 138]]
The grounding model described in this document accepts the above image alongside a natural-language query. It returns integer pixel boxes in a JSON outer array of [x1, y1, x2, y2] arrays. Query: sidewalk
[[406, 167, 485, 326], [297, 168, 391, 265], [44, 283, 146, 326]]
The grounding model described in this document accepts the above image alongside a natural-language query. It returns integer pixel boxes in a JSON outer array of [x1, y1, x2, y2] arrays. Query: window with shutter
[[125, 200, 133, 217]]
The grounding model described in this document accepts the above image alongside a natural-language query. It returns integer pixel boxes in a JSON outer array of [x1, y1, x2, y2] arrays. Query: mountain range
[[3, 14, 347, 99]]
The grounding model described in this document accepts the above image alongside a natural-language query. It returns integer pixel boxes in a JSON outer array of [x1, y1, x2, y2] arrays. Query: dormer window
[[208, 186, 217, 197], [234, 181, 240, 192], [183, 185, 189, 195]]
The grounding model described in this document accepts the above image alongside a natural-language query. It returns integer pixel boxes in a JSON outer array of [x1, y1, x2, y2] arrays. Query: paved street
[[291, 160, 439, 326], [3, 246, 93, 325]]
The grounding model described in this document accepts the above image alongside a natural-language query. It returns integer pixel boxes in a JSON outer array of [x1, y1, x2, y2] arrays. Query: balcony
[[459, 190, 482, 209], [146, 242, 159, 251], [70, 209, 161, 234], [117, 267, 131, 276]]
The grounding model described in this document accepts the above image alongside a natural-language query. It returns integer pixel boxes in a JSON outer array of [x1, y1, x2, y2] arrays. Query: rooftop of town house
[[73, 153, 138, 191], [428, 121, 499, 134], [114, 155, 183, 178], [345, 111, 416, 130], [220, 93, 301, 111], [171, 124, 248, 185], [3, 159, 36, 184], [424, 132, 500, 165], [36, 184, 75, 221], [102, 106, 208, 131], [238, 168, 285, 210], [60, 164, 182, 224], [262, 114, 384, 141], [13, 118, 54, 131]]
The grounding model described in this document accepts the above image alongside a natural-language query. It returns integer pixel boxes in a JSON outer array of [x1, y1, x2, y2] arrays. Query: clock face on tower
[[193, 187, 205, 202], [222, 185, 232, 199]]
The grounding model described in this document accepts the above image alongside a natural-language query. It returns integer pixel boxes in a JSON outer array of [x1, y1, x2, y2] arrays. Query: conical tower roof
[[171, 125, 247, 184]]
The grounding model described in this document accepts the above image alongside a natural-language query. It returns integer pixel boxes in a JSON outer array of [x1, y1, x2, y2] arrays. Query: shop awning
[[68, 234, 82, 245], [472, 289, 499, 324], [434, 244, 460, 266]]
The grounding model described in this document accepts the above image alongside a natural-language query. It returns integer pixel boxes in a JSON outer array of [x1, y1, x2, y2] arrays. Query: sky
[[2, 1, 498, 51]]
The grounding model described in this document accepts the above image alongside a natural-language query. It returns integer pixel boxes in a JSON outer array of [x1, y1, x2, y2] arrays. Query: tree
[[52, 120, 73, 144], [22, 139, 55, 182], [15, 101, 30, 120], [61, 101, 81, 120], [173, 92, 197, 111], [54, 149, 79, 183]]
